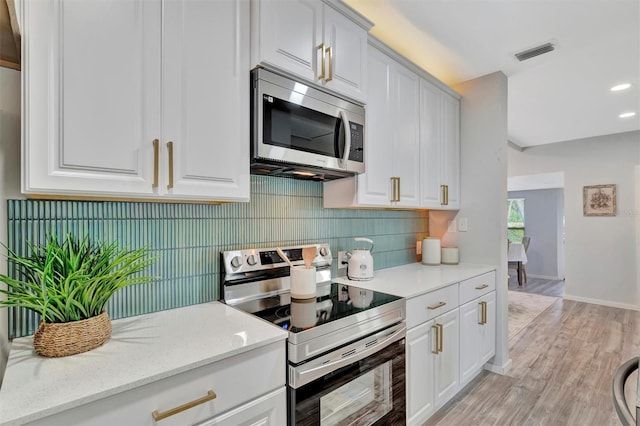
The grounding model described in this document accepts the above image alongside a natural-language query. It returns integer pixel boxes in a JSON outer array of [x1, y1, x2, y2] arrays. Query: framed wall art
[[583, 184, 616, 216]]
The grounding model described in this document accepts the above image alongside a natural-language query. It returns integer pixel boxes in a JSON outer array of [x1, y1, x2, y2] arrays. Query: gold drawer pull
[[427, 301, 446, 310], [431, 324, 439, 354], [475, 284, 489, 290], [152, 390, 217, 421]]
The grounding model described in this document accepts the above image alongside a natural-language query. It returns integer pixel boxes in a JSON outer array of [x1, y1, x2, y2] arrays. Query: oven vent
[[341, 348, 357, 358], [365, 339, 378, 348], [514, 42, 555, 61]]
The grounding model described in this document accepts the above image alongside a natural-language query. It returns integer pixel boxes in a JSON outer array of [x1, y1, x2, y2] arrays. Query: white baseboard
[[484, 358, 512, 375], [527, 274, 561, 280], [563, 294, 640, 311]]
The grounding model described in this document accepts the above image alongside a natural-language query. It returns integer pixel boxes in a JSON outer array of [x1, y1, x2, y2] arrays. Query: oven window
[[320, 360, 393, 426], [263, 96, 344, 158]]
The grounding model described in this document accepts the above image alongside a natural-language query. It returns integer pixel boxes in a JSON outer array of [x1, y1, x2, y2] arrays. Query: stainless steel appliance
[[221, 243, 406, 425], [251, 68, 365, 180]]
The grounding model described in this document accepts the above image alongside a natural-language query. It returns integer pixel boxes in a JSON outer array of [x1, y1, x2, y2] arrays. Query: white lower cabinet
[[460, 291, 496, 386], [27, 342, 286, 426], [405, 270, 496, 425]]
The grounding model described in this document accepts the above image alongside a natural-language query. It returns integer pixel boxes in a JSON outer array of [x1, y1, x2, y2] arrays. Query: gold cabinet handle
[[427, 301, 446, 310], [152, 139, 159, 188], [478, 301, 487, 325], [152, 390, 217, 421], [390, 177, 399, 202], [325, 45, 333, 82], [167, 141, 174, 189], [396, 177, 401, 202], [440, 185, 446, 205], [431, 324, 439, 354], [445, 184, 449, 205], [436, 323, 444, 353], [317, 43, 326, 80], [475, 284, 489, 290]]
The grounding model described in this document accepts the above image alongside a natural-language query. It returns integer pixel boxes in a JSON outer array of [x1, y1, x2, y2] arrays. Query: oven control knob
[[230, 255, 243, 268], [319, 247, 328, 257], [247, 254, 258, 266]]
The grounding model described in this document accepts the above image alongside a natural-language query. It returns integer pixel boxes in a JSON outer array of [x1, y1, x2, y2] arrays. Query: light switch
[[458, 218, 468, 232]]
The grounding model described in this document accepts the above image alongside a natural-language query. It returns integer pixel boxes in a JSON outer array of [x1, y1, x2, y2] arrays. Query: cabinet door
[[163, 0, 249, 201], [479, 292, 496, 364], [392, 65, 421, 207], [200, 387, 286, 426], [441, 93, 460, 209], [406, 321, 436, 425], [459, 299, 481, 386], [355, 45, 394, 206], [419, 79, 444, 208], [22, 0, 160, 197], [322, 4, 367, 102], [254, 0, 323, 83], [434, 308, 459, 408]]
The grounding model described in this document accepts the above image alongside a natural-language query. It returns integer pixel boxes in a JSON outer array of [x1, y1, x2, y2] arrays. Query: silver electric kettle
[[346, 237, 374, 281]]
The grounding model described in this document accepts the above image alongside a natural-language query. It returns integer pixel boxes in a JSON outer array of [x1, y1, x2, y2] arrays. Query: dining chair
[[508, 236, 531, 285]]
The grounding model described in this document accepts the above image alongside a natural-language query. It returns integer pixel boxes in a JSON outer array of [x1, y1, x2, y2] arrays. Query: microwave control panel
[[348, 122, 364, 162]]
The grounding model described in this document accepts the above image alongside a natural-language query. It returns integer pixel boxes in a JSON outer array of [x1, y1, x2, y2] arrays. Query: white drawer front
[[459, 271, 496, 305], [29, 342, 286, 426], [406, 284, 458, 329]]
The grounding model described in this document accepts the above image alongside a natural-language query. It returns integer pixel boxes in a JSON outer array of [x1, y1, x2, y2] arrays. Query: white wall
[[508, 188, 564, 280], [0, 67, 23, 385], [509, 131, 640, 310], [431, 71, 511, 373]]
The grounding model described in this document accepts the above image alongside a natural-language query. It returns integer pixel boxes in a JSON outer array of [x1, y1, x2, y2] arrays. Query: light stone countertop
[[333, 262, 497, 298], [0, 302, 288, 426]]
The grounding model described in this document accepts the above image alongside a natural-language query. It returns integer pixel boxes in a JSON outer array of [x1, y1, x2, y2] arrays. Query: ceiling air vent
[[514, 42, 555, 62]]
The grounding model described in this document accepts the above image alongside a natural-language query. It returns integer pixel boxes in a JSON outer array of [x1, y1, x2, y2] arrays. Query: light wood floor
[[425, 290, 640, 425], [508, 274, 565, 297]]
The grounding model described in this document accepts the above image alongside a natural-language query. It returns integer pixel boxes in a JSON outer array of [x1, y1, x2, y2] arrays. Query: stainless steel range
[[221, 243, 407, 425]]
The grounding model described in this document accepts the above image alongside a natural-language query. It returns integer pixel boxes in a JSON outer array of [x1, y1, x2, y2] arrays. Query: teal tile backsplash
[[6, 175, 428, 338]]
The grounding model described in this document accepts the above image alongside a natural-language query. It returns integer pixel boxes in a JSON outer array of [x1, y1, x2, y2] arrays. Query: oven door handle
[[290, 324, 405, 388], [338, 109, 351, 169]]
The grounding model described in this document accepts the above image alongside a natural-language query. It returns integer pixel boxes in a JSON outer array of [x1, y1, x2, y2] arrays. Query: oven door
[[252, 70, 365, 174], [288, 324, 406, 426]]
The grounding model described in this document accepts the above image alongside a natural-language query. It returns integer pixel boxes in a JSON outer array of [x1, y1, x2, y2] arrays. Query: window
[[508, 198, 525, 242]]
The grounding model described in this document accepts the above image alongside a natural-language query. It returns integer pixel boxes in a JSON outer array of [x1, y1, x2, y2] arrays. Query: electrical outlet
[[337, 251, 348, 269], [416, 240, 422, 255], [448, 219, 457, 233], [458, 217, 468, 232]]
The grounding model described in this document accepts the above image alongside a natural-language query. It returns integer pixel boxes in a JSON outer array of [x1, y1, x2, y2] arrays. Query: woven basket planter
[[33, 311, 112, 357]]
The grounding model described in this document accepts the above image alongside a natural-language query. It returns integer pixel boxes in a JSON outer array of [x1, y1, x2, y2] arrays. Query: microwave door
[[264, 96, 342, 160]]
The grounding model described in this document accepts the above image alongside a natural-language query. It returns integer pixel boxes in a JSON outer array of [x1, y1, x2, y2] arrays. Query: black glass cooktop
[[252, 282, 402, 333]]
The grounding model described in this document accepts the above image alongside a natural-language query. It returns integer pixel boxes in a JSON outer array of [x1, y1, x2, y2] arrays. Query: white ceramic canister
[[422, 238, 441, 265], [290, 266, 316, 299], [441, 247, 460, 265]]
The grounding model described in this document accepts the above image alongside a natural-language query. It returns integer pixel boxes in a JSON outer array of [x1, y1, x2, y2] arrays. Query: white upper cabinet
[[163, 0, 250, 201], [323, 43, 420, 208], [419, 79, 460, 209], [22, 0, 249, 202], [251, 0, 370, 103]]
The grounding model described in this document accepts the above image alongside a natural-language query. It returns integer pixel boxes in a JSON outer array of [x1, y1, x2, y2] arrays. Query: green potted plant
[[0, 234, 155, 357]]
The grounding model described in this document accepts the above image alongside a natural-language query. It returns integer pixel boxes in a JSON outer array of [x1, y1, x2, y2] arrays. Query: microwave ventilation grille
[[514, 42, 555, 61]]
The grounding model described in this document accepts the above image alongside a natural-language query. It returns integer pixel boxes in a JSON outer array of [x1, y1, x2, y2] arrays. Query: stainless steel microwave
[[250, 68, 365, 180]]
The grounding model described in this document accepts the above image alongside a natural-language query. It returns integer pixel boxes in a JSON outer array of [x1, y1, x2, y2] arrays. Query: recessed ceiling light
[[619, 112, 636, 118], [611, 83, 632, 91]]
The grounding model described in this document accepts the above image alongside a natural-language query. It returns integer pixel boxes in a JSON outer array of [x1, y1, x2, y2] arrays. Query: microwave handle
[[339, 110, 351, 169]]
